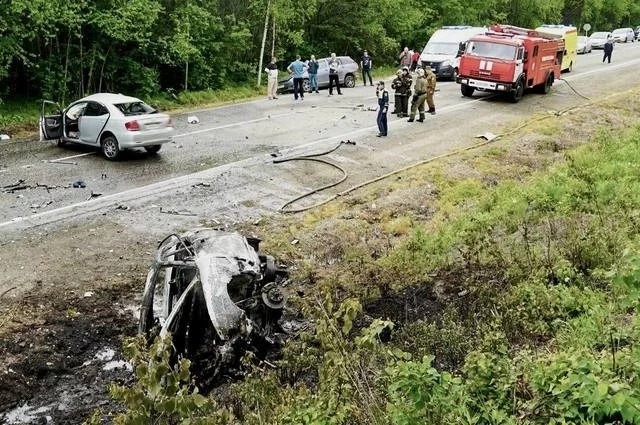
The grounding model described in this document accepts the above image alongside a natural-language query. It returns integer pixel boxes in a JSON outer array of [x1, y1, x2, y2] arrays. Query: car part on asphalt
[[139, 229, 289, 381]]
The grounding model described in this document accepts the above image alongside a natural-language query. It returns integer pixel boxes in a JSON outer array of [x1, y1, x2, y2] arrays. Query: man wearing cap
[[361, 50, 373, 86], [408, 68, 427, 122], [376, 81, 389, 137], [425, 65, 437, 115]]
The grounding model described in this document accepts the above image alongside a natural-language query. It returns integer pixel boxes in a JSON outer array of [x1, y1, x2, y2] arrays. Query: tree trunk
[[79, 32, 84, 97], [185, 60, 189, 91], [271, 12, 276, 58], [257, 0, 271, 88], [98, 46, 112, 93], [62, 30, 71, 105]]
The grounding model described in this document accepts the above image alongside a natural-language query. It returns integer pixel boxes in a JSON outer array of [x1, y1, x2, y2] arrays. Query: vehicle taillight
[[167, 118, 173, 127], [125, 120, 140, 131]]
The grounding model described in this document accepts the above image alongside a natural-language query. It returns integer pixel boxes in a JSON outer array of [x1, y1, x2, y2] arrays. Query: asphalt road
[[1, 43, 640, 233]]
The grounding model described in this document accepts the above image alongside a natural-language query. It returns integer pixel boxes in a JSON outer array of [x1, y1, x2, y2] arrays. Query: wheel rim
[[303, 80, 310, 92], [345, 76, 355, 88], [103, 139, 118, 158]]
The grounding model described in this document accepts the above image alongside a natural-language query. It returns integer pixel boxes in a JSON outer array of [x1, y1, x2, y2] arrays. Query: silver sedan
[[40, 93, 175, 160]]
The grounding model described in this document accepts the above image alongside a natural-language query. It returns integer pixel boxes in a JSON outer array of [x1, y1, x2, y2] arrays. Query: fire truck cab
[[456, 24, 564, 102]]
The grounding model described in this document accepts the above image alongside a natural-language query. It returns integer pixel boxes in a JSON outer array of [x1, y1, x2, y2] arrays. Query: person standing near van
[[361, 50, 373, 86], [425, 66, 437, 115], [287, 55, 308, 102], [408, 68, 427, 122], [399, 47, 411, 68], [603, 37, 614, 63], [308, 55, 320, 93], [264, 57, 279, 100], [411, 49, 421, 71], [328, 53, 342, 95]]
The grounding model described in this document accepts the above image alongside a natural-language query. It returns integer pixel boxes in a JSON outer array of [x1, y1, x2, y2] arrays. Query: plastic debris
[[187, 115, 200, 124]]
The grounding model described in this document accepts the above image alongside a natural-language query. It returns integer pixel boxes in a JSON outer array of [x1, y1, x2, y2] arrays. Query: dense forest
[[0, 0, 638, 103]]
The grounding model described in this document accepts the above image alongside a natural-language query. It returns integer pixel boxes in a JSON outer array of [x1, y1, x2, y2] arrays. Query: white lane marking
[[173, 111, 297, 138], [563, 57, 640, 80], [45, 152, 95, 162]]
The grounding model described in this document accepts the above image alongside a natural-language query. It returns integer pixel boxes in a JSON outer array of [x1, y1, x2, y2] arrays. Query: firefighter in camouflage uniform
[[425, 65, 437, 115], [408, 68, 427, 122]]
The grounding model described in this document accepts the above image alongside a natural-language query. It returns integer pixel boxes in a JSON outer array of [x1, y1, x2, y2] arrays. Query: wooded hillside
[[1, 0, 638, 102]]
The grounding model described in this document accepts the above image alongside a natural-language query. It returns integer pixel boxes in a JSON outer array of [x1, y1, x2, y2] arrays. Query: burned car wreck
[[139, 229, 288, 381]]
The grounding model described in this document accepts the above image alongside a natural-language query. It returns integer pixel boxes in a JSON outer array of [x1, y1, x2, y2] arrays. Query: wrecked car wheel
[[144, 145, 161, 154], [344, 74, 356, 88], [139, 229, 289, 384], [101, 135, 120, 160]]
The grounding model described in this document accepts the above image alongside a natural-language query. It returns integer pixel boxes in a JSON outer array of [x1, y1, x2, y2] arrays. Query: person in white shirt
[[264, 57, 279, 100]]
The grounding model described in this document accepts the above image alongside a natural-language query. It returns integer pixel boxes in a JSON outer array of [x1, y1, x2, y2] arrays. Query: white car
[[612, 28, 635, 43], [40, 93, 174, 160], [577, 36, 592, 54], [590, 32, 612, 49]]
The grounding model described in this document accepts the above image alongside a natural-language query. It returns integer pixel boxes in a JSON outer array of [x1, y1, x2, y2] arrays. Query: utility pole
[[257, 0, 271, 88]]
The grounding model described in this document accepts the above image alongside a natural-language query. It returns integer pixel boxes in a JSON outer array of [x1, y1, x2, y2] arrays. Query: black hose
[[274, 141, 350, 213]]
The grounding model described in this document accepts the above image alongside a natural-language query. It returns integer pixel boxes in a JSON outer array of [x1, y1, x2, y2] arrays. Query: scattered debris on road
[[43, 160, 77, 165], [191, 182, 211, 188], [72, 180, 86, 188], [0, 134, 10, 141], [139, 229, 289, 382], [475, 132, 499, 141], [187, 115, 200, 124], [159, 207, 197, 216], [86, 191, 102, 200]]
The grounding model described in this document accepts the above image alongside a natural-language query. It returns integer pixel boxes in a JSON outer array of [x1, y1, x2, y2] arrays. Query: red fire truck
[[456, 24, 564, 102]]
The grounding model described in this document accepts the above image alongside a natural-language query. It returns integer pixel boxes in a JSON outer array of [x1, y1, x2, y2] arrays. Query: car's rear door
[[317, 59, 329, 86], [39, 100, 63, 141], [79, 101, 110, 145]]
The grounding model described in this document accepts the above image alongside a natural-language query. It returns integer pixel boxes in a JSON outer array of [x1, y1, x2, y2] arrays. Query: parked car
[[577, 36, 592, 54], [40, 93, 174, 160], [277, 56, 358, 93], [590, 32, 612, 49], [611, 28, 635, 43], [635, 26, 640, 40]]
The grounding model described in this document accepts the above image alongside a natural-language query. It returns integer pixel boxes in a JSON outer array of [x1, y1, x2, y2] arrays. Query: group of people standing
[[264, 53, 344, 102]]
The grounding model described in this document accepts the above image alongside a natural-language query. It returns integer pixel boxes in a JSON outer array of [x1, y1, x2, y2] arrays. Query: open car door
[[39, 100, 63, 141]]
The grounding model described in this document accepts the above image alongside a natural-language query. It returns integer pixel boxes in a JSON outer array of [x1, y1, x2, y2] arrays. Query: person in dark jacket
[[376, 81, 389, 137], [391, 68, 412, 117], [360, 50, 373, 86], [308, 55, 320, 93], [390, 70, 403, 115], [603, 37, 614, 63]]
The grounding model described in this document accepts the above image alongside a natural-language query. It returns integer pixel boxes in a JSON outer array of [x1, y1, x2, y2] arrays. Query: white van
[[419, 26, 487, 80]]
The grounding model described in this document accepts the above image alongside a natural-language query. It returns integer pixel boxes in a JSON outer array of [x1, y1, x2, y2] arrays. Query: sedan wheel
[[302, 79, 310, 92], [101, 135, 120, 160], [343, 74, 355, 88]]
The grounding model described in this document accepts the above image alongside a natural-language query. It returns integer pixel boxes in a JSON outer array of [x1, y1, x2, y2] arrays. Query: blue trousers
[[309, 74, 318, 92], [377, 109, 388, 135]]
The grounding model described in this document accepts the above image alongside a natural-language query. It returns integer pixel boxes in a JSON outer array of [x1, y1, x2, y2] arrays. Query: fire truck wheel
[[511, 79, 524, 103], [543, 73, 553, 94], [460, 84, 474, 97]]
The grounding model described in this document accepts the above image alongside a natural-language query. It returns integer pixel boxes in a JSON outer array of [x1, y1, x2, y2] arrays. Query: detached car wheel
[[343, 74, 355, 88], [101, 135, 120, 160], [144, 145, 162, 154]]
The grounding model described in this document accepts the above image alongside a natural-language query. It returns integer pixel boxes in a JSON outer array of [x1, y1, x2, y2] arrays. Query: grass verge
[[102, 85, 640, 423]]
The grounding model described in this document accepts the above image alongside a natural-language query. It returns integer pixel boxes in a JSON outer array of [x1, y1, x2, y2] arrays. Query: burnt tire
[[144, 145, 162, 154], [344, 74, 355, 88], [101, 135, 120, 160], [460, 84, 474, 97]]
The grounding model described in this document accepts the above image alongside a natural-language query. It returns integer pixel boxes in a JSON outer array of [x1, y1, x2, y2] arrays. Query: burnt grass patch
[[0, 285, 137, 423], [362, 265, 530, 370]]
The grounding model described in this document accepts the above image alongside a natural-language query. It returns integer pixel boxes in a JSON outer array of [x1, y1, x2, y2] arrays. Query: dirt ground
[[1, 81, 640, 423]]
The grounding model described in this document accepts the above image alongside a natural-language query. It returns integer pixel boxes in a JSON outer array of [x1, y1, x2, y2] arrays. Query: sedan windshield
[[612, 29, 627, 34], [466, 41, 516, 60], [591, 32, 608, 39], [424, 42, 460, 55], [114, 101, 156, 116]]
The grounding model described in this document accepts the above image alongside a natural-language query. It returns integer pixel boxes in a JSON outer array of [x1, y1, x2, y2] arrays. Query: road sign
[[583, 24, 591, 32]]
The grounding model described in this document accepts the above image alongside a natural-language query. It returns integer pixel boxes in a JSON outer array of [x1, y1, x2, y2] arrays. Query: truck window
[[466, 41, 517, 60], [517, 48, 524, 60], [533, 46, 539, 57]]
